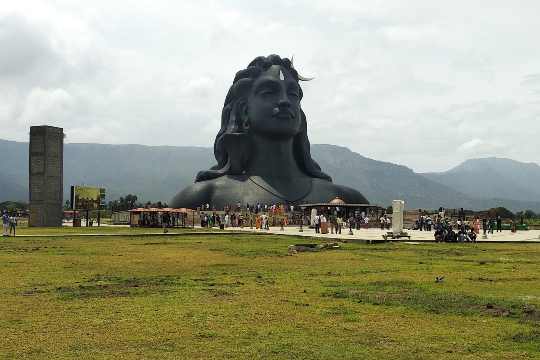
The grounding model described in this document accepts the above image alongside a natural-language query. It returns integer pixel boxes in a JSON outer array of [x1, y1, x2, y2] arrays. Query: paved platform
[[229, 226, 540, 243]]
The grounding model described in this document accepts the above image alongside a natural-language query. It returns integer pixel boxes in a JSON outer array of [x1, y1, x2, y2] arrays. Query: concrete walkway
[[229, 226, 540, 243]]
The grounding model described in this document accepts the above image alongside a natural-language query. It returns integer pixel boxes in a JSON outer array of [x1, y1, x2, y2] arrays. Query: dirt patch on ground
[[482, 303, 511, 317], [467, 276, 538, 283], [54, 274, 184, 300]]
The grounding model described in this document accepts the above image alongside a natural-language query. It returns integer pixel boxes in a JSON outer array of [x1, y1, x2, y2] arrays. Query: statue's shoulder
[[170, 180, 216, 209], [170, 175, 247, 209], [311, 179, 369, 204]]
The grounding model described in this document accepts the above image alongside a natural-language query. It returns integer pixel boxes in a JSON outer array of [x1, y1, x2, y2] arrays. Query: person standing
[[489, 218, 495, 234], [348, 216, 355, 235], [330, 213, 337, 234], [496, 216, 502, 232], [438, 207, 445, 220], [474, 217, 480, 234], [379, 215, 386, 230], [319, 214, 327, 234], [2, 211, 9, 237], [261, 214, 266, 230], [426, 216, 432, 231], [9, 214, 17, 236]]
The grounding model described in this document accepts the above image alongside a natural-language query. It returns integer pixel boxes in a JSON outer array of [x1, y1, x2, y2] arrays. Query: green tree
[[487, 207, 514, 219], [107, 194, 139, 211]]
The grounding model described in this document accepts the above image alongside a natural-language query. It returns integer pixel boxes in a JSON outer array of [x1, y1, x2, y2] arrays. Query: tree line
[[106, 195, 168, 211]]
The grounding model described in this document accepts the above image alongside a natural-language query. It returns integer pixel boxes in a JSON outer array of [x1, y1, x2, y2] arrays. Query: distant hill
[[0, 139, 28, 202], [0, 175, 26, 203], [2, 139, 540, 211], [422, 157, 540, 203], [309, 145, 475, 209]]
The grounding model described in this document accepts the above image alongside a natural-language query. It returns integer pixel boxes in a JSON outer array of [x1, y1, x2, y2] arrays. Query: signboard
[[71, 186, 106, 210]]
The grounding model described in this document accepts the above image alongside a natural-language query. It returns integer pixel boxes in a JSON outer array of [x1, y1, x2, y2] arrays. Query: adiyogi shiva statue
[[170, 55, 368, 209]]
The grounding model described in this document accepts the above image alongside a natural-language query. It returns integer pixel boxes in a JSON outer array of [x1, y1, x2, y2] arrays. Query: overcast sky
[[1, 0, 539, 172]]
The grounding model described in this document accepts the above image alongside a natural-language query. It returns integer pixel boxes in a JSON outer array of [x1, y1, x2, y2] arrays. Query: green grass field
[[1, 232, 539, 359], [11, 225, 217, 236]]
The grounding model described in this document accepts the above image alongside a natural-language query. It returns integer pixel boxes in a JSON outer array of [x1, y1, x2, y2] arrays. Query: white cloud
[[0, 0, 539, 172], [457, 138, 506, 156]]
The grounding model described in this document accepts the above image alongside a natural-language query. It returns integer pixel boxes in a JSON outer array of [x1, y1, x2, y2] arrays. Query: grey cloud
[[0, 1, 539, 173], [0, 15, 58, 77]]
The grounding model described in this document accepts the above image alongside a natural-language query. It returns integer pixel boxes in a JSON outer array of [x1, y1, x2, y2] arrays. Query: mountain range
[[1, 138, 539, 212]]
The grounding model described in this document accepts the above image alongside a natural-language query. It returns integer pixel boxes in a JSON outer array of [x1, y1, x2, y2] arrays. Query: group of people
[[313, 211, 382, 235], [414, 215, 434, 231], [313, 214, 345, 234], [434, 220, 478, 243], [482, 216, 503, 234], [201, 210, 291, 230], [342, 211, 372, 231], [254, 214, 271, 230], [201, 212, 248, 228], [379, 214, 391, 230], [2, 210, 17, 236], [201, 202, 295, 215], [429, 209, 509, 242], [137, 211, 184, 228]]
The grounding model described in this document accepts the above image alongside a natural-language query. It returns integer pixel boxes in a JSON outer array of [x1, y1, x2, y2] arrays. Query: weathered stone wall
[[29, 126, 64, 227]]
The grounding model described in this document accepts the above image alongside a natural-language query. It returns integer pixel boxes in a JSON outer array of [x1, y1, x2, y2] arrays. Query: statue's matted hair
[[195, 54, 332, 182]]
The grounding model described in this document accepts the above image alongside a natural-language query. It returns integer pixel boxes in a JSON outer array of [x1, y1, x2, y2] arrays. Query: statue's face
[[246, 65, 302, 138]]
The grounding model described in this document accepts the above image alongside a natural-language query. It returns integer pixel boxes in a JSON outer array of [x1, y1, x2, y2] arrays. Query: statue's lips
[[273, 111, 294, 120]]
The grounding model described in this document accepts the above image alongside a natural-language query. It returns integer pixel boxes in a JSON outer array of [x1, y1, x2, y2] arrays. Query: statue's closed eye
[[288, 91, 299, 99], [258, 88, 276, 96]]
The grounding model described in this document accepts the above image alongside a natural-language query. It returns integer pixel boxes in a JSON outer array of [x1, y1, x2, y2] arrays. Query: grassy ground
[[12, 225, 215, 236], [1, 232, 539, 359]]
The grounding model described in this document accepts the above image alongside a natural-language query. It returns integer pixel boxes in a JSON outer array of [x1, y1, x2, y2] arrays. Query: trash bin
[[73, 218, 81, 227]]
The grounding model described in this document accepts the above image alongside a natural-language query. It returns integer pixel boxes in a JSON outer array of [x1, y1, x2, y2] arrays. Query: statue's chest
[[212, 176, 313, 205]]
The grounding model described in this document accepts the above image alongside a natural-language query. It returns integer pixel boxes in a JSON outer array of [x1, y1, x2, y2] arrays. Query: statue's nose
[[278, 98, 291, 108]]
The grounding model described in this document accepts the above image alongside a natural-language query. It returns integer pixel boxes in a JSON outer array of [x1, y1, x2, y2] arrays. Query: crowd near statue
[[171, 55, 368, 209]]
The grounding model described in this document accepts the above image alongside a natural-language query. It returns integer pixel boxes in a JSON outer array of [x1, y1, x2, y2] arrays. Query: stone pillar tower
[[29, 126, 64, 227], [392, 200, 405, 234]]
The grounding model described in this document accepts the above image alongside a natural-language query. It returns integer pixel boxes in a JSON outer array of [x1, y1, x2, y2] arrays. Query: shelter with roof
[[300, 197, 385, 226], [128, 207, 194, 228]]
